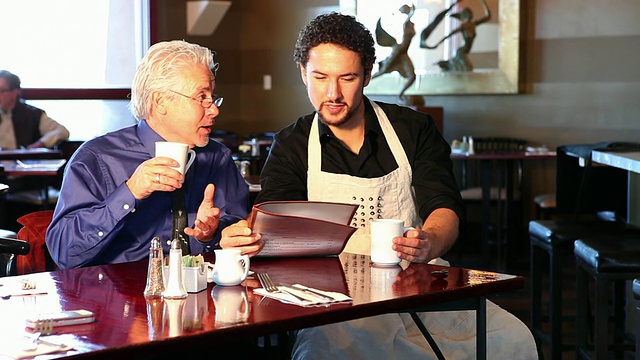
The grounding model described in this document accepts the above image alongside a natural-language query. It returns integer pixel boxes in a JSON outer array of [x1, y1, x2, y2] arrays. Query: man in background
[[0, 70, 69, 150]]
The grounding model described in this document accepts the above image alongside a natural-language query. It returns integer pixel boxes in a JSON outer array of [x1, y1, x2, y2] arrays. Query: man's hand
[[392, 228, 436, 263], [184, 184, 220, 242], [125, 156, 183, 199], [220, 220, 264, 257], [392, 208, 459, 263], [27, 140, 46, 149]]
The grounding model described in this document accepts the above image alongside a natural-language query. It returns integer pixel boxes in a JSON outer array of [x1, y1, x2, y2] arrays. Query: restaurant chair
[[574, 234, 640, 359], [529, 143, 633, 359], [634, 279, 640, 360], [459, 137, 527, 268], [533, 192, 556, 220], [0, 237, 29, 277], [5, 210, 57, 275]]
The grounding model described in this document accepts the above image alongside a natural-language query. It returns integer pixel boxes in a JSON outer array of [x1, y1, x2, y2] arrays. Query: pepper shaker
[[143, 237, 165, 298]]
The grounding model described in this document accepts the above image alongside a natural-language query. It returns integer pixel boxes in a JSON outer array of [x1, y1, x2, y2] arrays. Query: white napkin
[[253, 284, 351, 307], [0, 336, 72, 359], [0, 278, 47, 298]]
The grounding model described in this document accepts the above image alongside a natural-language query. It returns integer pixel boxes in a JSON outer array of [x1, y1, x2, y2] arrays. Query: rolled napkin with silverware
[[253, 280, 351, 307]]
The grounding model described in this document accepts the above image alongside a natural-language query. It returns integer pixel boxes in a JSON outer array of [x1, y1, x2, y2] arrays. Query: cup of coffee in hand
[[370, 218, 404, 265], [155, 141, 196, 183]]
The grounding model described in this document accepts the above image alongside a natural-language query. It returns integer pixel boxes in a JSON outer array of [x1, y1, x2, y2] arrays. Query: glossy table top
[[0, 159, 67, 177], [451, 150, 556, 160], [591, 150, 640, 174], [0, 149, 63, 160], [0, 253, 523, 358]]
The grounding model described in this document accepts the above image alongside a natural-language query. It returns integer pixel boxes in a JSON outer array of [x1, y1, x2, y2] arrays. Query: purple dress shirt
[[46, 120, 249, 269]]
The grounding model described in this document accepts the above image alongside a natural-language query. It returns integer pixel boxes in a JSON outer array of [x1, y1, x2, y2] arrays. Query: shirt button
[[123, 204, 130, 210], [98, 231, 104, 237]]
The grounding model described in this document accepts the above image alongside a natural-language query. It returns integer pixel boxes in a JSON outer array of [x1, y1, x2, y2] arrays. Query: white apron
[[293, 100, 538, 360], [307, 99, 422, 255]]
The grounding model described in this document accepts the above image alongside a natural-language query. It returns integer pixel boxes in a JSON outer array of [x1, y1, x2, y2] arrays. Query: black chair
[[575, 235, 640, 359], [529, 143, 632, 359], [0, 237, 30, 277], [459, 137, 527, 268], [533, 192, 556, 220], [634, 279, 640, 360]]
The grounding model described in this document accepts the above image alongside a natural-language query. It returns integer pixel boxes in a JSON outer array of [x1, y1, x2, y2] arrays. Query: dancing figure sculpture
[[372, 4, 416, 99], [420, 0, 491, 72]]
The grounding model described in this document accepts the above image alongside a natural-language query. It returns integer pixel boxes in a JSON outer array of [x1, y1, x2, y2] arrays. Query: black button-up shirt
[[256, 99, 463, 223]]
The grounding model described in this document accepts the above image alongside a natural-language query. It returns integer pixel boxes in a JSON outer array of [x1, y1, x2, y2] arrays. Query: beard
[[317, 102, 357, 128], [195, 134, 210, 148]]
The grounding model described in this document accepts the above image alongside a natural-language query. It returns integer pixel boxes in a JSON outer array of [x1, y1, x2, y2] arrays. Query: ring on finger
[[155, 174, 160, 183]]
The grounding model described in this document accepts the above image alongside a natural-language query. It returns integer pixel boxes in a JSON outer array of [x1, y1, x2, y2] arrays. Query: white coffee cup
[[370, 218, 404, 265], [155, 141, 196, 183], [212, 249, 250, 286]]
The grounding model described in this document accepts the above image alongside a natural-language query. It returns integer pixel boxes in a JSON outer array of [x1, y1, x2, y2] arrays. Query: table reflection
[[211, 285, 250, 327]]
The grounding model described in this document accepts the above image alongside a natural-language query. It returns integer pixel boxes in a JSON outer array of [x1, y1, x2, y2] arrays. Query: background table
[[0, 149, 63, 160], [451, 151, 556, 269]]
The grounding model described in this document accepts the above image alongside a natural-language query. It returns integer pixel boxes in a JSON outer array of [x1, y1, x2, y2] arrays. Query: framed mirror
[[340, 0, 521, 95]]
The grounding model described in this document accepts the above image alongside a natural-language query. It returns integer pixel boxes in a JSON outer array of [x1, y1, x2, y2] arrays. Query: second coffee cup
[[212, 249, 250, 286], [370, 218, 404, 265]]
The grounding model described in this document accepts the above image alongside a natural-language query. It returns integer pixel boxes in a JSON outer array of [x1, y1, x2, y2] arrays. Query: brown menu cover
[[249, 201, 358, 257]]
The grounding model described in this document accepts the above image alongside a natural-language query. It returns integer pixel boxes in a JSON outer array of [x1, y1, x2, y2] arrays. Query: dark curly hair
[[293, 12, 376, 73]]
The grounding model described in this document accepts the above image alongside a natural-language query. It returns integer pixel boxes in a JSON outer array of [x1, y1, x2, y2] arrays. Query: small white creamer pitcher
[[212, 249, 250, 286]]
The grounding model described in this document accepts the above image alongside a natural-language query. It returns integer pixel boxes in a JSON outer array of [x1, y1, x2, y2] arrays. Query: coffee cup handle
[[185, 149, 196, 173], [239, 254, 250, 281]]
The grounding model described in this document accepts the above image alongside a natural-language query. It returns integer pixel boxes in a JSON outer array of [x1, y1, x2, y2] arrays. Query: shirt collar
[[137, 120, 165, 156]]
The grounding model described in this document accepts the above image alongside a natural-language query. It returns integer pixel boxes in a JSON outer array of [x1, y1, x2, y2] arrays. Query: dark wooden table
[[0, 149, 63, 160], [0, 252, 523, 359], [451, 151, 556, 269], [0, 159, 67, 177]]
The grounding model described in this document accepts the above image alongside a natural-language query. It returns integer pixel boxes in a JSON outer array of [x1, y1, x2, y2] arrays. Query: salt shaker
[[250, 138, 260, 157], [240, 160, 251, 179], [460, 136, 469, 154], [143, 237, 165, 298], [163, 239, 188, 299]]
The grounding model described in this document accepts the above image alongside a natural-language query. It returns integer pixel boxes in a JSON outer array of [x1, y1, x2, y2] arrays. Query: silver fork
[[256, 273, 309, 303]]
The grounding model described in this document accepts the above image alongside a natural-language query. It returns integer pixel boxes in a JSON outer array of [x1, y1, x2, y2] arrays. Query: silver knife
[[290, 284, 335, 301]]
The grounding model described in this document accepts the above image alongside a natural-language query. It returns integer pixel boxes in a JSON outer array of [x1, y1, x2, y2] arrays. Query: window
[[0, 0, 151, 139]]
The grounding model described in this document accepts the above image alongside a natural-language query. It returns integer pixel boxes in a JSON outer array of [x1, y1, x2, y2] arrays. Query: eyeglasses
[[169, 90, 223, 109]]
